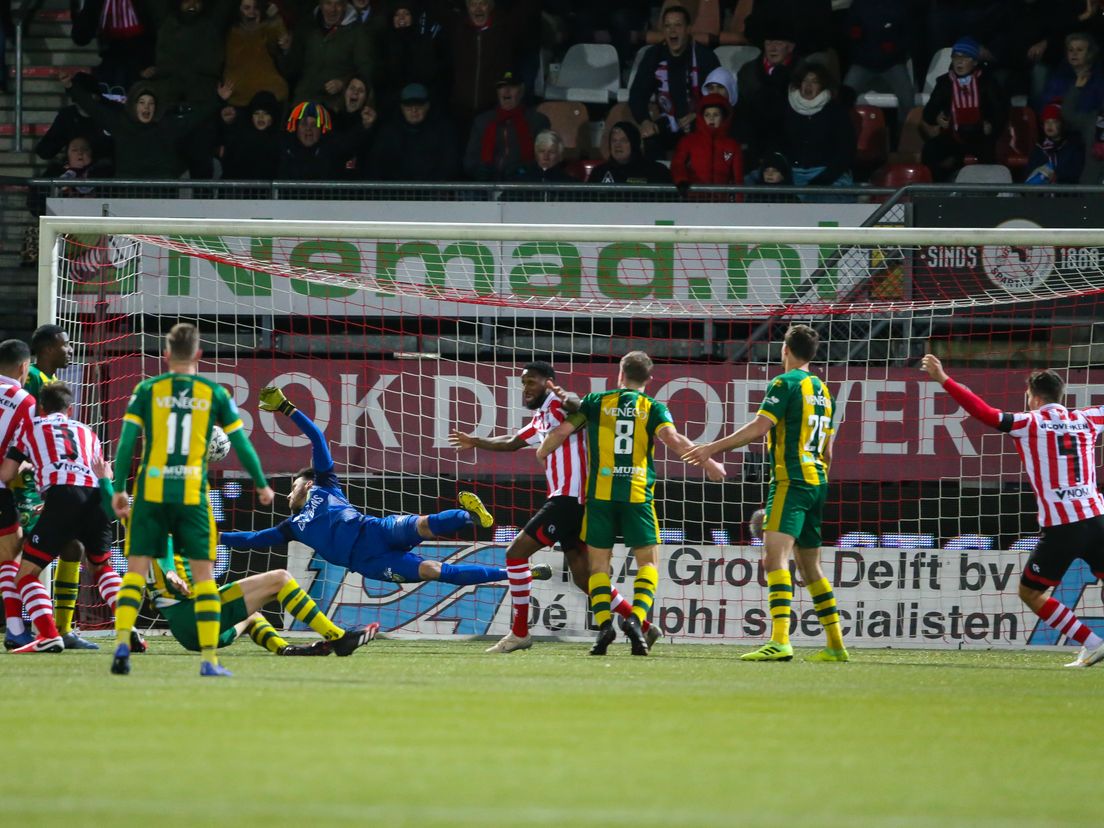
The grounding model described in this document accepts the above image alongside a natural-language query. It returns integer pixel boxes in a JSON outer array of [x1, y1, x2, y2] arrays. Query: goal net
[[37, 217, 1104, 649]]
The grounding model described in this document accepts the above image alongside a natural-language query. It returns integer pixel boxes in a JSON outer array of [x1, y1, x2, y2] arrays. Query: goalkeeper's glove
[[258, 385, 297, 416]]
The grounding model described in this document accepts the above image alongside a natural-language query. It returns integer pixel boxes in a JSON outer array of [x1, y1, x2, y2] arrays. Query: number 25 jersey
[[757, 368, 835, 487]]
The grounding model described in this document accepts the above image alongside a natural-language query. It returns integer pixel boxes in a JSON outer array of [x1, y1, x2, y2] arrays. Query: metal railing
[[11, 0, 48, 153]]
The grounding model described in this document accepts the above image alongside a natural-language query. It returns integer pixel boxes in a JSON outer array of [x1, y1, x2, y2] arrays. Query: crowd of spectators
[[11, 0, 1104, 194]]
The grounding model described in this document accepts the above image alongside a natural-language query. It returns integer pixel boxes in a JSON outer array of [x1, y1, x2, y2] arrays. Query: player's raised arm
[[259, 385, 333, 474], [657, 425, 726, 481], [545, 379, 581, 413], [682, 415, 774, 466], [536, 414, 580, 462], [921, 354, 1004, 430], [216, 388, 273, 506]]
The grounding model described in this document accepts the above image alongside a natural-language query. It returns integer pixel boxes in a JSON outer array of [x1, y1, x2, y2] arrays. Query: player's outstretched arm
[[536, 418, 577, 462], [682, 415, 773, 466], [448, 431, 526, 452], [658, 426, 726, 481], [260, 385, 334, 474], [221, 526, 288, 550], [920, 354, 1003, 429]]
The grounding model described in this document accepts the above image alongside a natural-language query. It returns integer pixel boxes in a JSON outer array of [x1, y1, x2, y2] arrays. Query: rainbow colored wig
[[286, 101, 332, 134]]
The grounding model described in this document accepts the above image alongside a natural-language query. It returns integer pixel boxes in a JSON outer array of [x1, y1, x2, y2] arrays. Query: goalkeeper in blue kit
[[221, 387, 552, 588]]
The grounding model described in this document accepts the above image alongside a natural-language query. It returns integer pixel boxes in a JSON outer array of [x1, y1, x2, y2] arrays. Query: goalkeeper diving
[[221, 387, 553, 589]]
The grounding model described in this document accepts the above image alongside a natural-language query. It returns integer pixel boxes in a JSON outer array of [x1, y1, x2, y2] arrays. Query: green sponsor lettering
[[167, 235, 272, 296], [509, 242, 582, 297], [288, 239, 358, 298], [596, 228, 674, 300], [442, 241, 496, 296], [374, 240, 442, 295], [727, 243, 802, 300]]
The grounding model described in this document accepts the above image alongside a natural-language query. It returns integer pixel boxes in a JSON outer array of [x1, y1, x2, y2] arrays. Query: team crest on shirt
[[382, 568, 406, 583], [723, 151, 733, 162]]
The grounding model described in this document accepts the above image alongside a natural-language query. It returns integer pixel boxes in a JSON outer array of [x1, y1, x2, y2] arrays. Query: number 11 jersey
[[123, 372, 243, 505], [757, 368, 835, 487]]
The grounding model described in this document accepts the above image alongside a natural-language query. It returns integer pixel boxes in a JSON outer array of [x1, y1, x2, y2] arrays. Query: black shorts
[[0, 488, 16, 536], [1021, 515, 1104, 591], [523, 496, 584, 552], [23, 485, 112, 569]]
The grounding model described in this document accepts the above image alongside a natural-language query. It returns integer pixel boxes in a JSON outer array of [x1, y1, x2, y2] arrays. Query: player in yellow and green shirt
[[108, 322, 275, 677], [684, 324, 848, 662], [538, 351, 725, 656]]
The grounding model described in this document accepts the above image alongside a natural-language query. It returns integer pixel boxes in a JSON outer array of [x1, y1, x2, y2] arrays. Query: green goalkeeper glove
[[258, 386, 297, 416]]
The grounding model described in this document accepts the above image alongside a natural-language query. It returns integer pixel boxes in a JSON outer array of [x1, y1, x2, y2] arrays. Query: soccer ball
[[749, 508, 766, 541], [207, 425, 231, 463]]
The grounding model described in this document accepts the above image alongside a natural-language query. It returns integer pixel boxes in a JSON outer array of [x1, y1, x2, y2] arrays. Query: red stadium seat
[[850, 105, 889, 177], [871, 163, 933, 194], [997, 106, 1038, 177], [890, 106, 926, 165], [566, 159, 600, 182]]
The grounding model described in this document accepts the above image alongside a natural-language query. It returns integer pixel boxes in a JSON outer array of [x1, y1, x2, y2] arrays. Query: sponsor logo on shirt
[[804, 394, 830, 406], [764, 396, 780, 404], [602, 406, 642, 418], [155, 391, 211, 411], [1053, 485, 1094, 500], [147, 464, 202, 479]]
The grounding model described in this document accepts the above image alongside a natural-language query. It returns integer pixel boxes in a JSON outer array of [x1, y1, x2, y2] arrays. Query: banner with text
[[104, 358, 1104, 482], [286, 541, 1103, 648], [49, 198, 881, 317]]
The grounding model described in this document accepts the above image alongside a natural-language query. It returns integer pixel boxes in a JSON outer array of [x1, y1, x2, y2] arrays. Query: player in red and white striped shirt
[[923, 355, 1104, 668], [0, 339, 38, 650], [0, 381, 124, 653], [450, 361, 661, 653]]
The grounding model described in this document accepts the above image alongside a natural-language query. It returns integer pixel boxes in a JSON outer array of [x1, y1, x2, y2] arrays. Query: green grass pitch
[[2, 639, 1098, 827]]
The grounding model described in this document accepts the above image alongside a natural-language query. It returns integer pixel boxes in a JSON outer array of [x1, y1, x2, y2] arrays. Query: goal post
[[36, 215, 1104, 648]]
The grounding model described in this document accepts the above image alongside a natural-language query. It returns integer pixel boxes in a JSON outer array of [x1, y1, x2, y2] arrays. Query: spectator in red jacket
[[671, 94, 744, 186]]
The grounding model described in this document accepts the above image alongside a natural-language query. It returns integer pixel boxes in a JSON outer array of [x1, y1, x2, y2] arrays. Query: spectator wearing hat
[[463, 70, 549, 181], [749, 150, 798, 202], [843, 0, 915, 122], [223, 0, 290, 106], [369, 82, 460, 181], [671, 94, 743, 187], [779, 60, 855, 189], [745, 0, 836, 69], [448, 0, 541, 132], [921, 36, 1008, 181], [588, 121, 673, 186], [738, 22, 796, 169], [278, 100, 374, 180], [1025, 102, 1084, 183], [629, 4, 720, 161], [222, 90, 284, 179], [282, 0, 375, 112]]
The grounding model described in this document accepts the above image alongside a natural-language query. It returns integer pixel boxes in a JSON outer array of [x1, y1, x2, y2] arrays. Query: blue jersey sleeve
[[290, 409, 342, 491], [221, 524, 291, 550]]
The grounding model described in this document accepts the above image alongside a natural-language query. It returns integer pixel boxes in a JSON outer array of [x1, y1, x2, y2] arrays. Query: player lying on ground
[[222, 386, 553, 592], [0, 381, 138, 654], [538, 351, 725, 656], [684, 324, 848, 663], [921, 354, 1104, 668], [450, 361, 662, 654]]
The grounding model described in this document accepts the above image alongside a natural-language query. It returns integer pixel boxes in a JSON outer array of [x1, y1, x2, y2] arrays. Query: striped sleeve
[[1082, 406, 1104, 436], [516, 416, 539, 445]]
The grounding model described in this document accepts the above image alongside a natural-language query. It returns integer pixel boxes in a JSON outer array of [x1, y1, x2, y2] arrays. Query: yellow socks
[[807, 576, 844, 651], [766, 569, 793, 645], [114, 571, 145, 648], [589, 572, 612, 627], [192, 579, 221, 664], [53, 558, 81, 634], [632, 564, 658, 623], [247, 616, 288, 653], [277, 578, 342, 641]]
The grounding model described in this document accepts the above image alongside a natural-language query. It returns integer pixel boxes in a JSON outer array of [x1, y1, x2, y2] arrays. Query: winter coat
[[35, 104, 114, 162], [285, 6, 375, 111], [780, 93, 855, 184], [463, 107, 550, 181], [738, 57, 793, 167], [369, 109, 460, 181], [224, 17, 290, 105], [629, 41, 720, 134], [671, 95, 744, 185], [68, 74, 219, 178], [148, 0, 237, 106], [589, 122, 673, 185], [1026, 136, 1085, 184], [277, 125, 371, 180], [377, 6, 444, 113], [221, 92, 283, 179]]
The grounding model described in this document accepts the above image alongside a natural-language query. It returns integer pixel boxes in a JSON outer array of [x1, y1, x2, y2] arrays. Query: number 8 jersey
[[123, 373, 243, 505], [574, 389, 674, 503], [757, 369, 835, 487]]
